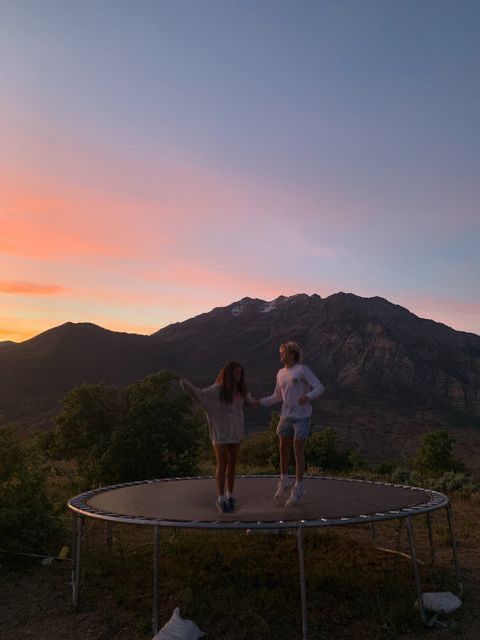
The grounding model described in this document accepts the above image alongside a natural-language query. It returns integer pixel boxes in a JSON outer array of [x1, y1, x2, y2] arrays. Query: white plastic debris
[[421, 592, 462, 615], [152, 607, 205, 640]]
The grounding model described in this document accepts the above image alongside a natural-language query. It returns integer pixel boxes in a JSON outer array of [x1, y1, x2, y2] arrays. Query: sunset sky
[[1, 1, 479, 342]]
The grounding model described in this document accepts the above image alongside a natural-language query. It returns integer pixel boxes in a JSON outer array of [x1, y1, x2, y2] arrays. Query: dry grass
[[1, 494, 479, 640]]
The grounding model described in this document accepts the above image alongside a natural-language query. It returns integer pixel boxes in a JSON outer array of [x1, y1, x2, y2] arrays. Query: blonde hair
[[281, 341, 303, 363]]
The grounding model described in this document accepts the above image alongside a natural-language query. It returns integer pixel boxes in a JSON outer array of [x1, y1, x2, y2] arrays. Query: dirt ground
[[1, 495, 480, 640]]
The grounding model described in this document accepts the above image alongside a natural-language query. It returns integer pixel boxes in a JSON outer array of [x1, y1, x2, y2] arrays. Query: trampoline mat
[[82, 476, 441, 525]]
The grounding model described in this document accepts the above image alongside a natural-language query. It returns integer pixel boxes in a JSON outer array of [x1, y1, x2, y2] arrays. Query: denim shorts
[[277, 416, 311, 440]]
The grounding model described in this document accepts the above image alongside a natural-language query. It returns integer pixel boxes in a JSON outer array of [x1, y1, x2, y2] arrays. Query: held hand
[[298, 394, 310, 406]]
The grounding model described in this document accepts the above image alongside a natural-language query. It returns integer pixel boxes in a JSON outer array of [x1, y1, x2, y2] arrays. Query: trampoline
[[68, 476, 462, 638]]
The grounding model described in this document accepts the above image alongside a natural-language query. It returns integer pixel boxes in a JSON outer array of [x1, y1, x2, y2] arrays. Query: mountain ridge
[[1, 292, 479, 460]]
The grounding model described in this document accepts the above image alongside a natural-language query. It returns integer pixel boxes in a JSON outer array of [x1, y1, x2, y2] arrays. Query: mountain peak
[[227, 293, 324, 316], [228, 297, 265, 316]]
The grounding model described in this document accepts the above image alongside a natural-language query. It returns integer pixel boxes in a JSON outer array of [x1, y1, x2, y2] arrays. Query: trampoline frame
[[68, 475, 462, 639]]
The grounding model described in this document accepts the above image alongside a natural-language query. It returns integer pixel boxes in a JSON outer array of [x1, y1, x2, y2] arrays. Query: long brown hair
[[215, 361, 248, 403]]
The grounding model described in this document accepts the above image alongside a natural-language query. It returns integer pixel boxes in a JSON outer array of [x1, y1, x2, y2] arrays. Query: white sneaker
[[273, 478, 291, 504], [285, 483, 304, 506]]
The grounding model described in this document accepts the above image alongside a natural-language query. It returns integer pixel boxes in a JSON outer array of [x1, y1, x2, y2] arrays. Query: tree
[[414, 430, 461, 475], [53, 383, 121, 487], [305, 427, 353, 472], [105, 371, 203, 482], [51, 371, 203, 487], [0, 427, 58, 562]]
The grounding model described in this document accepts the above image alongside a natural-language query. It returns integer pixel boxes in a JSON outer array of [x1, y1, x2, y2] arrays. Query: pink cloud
[[0, 183, 135, 260], [145, 263, 298, 300], [0, 280, 65, 295], [0, 118, 350, 279]]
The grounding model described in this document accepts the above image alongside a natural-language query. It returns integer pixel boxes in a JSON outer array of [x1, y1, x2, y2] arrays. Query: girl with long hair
[[181, 362, 256, 513]]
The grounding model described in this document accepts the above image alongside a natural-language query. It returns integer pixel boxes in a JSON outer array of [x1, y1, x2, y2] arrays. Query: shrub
[[239, 412, 279, 470], [240, 419, 366, 475], [429, 471, 478, 495], [347, 448, 368, 471], [306, 427, 359, 473], [0, 427, 59, 564], [414, 430, 464, 475]]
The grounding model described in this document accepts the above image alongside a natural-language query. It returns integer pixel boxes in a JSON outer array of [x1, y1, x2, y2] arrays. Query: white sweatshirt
[[180, 379, 254, 444], [259, 364, 324, 419]]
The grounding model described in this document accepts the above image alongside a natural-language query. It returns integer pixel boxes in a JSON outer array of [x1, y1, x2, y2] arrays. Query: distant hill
[[0, 322, 158, 428], [0, 340, 16, 348], [1, 293, 479, 461]]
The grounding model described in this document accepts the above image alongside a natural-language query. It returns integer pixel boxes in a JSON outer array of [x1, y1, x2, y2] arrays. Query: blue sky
[[0, 1, 479, 340]]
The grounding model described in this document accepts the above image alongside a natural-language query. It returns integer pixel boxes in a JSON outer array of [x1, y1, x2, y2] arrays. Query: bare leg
[[279, 436, 294, 476], [293, 439, 305, 482], [213, 444, 228, 497], [226, 443, 240, 494]]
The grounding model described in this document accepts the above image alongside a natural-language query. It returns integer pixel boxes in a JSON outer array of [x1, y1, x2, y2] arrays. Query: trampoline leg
[[70, 511, 76, 582], [392, 519, 403, 569], [396, 519, 403, 550], [370, 522, 376, 542], [445, 505, 463, 596], [73, 515, 83, 610], [296, 527, 308, 640], [426, 513, 435, 567], [152, 526, 161, 634], [406, 517, 428, 625], [104, 521, 113, 551]]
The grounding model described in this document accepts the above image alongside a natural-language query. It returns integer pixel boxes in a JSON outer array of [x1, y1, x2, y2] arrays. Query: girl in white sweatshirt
[[181, 362, 256, 514]]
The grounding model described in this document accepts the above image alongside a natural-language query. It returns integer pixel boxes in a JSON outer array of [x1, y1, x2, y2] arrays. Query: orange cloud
[[0, 280, 66, 295], [0, 315, 50, 342]]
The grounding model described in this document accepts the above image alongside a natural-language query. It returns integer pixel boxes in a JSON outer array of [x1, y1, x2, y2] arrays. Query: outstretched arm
[[180, 379, 218, 412], [258, 376, 282, 407]]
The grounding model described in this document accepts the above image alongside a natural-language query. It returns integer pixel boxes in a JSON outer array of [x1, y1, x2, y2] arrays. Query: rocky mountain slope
[[152, 292, 480, 416]]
